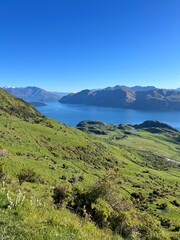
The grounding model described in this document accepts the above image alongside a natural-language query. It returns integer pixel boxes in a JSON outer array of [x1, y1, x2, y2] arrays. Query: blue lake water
[[36, 102, 180, 130]]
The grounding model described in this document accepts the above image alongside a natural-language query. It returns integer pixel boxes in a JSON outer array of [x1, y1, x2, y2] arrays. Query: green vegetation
[[77, 120, 180, 163], [0, 89, 180, 239]]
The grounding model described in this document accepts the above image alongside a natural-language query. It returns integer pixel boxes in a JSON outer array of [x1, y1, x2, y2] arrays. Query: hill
[[0, 89, 180, 239], [0, 88, 42, 119], [77, 120, 180, 164], [3, 86, 61, 102], [60, 87, 180, 110], [60, 88, 136, 108]]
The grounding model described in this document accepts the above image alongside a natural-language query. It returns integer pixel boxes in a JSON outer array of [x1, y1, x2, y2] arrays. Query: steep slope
[[3, 86, 60, 102], [0, 88, 42, 119], [0, 89, 180, 240]]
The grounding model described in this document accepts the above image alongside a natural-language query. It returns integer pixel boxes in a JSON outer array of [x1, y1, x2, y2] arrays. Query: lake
[[36, 102, 180, 130]]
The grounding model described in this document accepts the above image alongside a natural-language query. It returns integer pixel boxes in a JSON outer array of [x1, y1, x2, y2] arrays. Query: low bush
[[52, 173, 167, 239], [0, 164, 5, 181], [171, 200, 180, 207], [17, 168, 43, 185], [160, 218, 171, 228], [157, 203, 167, 210], [52, 185, 72, 208]]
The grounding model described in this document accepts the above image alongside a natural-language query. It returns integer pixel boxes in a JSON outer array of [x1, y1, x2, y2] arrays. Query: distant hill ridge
[[60, 86, 180, 110], [98, 85, 157, 92], [2, 86, 67, 102], [77, 120, 179, 135]]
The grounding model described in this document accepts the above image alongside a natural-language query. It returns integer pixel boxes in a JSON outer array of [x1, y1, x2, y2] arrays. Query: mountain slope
[[60, 87, 136, 108], [132, 89, 180, 110], [60, 87, 180, 110], [0, 89, 180, 240], [0, 88, 42, 119], [3, 86, 60, 102]]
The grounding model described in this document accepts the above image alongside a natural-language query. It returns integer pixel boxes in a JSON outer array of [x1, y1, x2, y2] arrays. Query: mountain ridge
[[2, 86, 67, 102], [60, 86, 180, 110]]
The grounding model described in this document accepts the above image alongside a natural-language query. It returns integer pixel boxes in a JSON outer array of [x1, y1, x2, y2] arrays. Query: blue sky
[[0, 0, 180, 92]]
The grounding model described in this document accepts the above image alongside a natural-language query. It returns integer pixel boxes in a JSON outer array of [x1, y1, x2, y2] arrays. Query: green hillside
[[0, 89, 179, 240], [0, 88, 42, 119]]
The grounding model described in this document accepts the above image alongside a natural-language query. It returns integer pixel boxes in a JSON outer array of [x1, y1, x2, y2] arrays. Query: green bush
[[17, 168, 43, 185], [54, 173, 167, 239], [0, 164, 5, 181], [52, 185, 72, 208], [91, 197, 113, 227]]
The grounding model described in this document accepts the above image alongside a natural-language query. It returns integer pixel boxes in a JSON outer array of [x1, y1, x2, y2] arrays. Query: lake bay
[[36, 102, 180, 130]]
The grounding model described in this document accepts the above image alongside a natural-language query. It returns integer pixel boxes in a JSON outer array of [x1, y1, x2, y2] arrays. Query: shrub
[[110, 211, 133, 236], [138, 213, 168, 240], [52, 185, 72, 208], [52, 173, 167, 239], [91, 197, 113, 227], [17, 168, 43, 185], [0, 164, 5, 181], [157, 203, 167, 210], [160, 218, 171, 228], [61, 175, 67, 180], [69, 176, 79, 183], [172, 225, 180, 232], [171, 200, 180, 207]]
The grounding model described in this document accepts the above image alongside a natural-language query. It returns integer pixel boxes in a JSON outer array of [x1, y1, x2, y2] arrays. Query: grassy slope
[[0, 89, 180, 239], [77, 121, 180, 162]]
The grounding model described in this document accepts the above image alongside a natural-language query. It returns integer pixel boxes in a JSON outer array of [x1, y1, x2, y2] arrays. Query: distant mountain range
[[3, 85, 180, 110], [60, 86, 180, 110], [3, 86, 68, 102], [97, 85, 157, 92]]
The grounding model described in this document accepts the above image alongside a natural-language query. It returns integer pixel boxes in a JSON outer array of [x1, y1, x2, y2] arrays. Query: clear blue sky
[[0, 0, 180, 92]]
